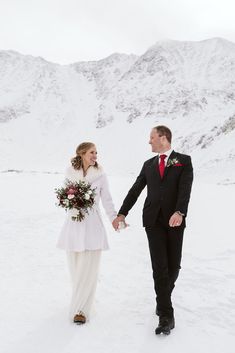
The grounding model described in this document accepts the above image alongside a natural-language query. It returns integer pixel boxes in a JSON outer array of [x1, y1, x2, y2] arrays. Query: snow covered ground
[[0, 171, 235, 353]]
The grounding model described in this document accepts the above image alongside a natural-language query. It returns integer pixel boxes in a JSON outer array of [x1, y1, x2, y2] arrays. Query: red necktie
[[159, 154, 167, 178]]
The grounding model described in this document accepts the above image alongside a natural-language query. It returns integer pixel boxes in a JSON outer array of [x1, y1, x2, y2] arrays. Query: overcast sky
[[0, 0, 235, 64]]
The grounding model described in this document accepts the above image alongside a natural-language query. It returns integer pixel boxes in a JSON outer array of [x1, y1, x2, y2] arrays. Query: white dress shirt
[[157, 148, 173, 166]]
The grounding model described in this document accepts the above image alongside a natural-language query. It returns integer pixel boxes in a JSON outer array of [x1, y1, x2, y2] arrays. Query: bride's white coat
[[57, 165, 117, 252]]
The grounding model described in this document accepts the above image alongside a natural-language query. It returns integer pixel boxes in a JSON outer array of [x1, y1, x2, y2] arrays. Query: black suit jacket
[[118, 151, 193, 227]]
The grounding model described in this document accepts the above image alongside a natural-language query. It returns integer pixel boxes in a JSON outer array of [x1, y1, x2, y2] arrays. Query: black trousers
[[145, 210, 185, 318]]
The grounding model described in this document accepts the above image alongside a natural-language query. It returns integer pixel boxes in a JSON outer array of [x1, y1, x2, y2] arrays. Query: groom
[[112, 125, 193, 335]]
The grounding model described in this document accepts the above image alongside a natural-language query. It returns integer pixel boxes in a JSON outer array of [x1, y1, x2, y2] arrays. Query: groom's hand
[[169, 212, 183, 227], [112, 215, 125, 231]]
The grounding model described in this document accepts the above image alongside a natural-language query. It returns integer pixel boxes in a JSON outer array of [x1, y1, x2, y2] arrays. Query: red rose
[[67, 188, 75, 195]]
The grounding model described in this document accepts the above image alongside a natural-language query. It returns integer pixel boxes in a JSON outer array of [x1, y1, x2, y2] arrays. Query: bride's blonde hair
[[71, 142, 98, 170]]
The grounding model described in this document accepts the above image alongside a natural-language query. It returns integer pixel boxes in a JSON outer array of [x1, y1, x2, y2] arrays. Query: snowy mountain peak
[[0, 38, 235, 180]]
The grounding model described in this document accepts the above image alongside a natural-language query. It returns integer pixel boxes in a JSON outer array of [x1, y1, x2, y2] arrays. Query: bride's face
[[82, 146, 97, 167]]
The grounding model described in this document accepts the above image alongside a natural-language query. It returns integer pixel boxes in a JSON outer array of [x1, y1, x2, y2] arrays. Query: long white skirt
[[67, 250, 101, 321]]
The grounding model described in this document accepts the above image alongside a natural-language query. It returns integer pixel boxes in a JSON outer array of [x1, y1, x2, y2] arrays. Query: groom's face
[[149, 129, 164, 153]]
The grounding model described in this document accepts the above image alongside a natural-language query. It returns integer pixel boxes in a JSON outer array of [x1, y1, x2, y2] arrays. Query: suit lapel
[[152, 155, 161, 180], [163, 150, 177, 179]]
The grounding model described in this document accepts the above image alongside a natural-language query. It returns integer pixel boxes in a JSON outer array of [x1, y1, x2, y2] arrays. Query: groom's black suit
[[118, 150, 193, 318]]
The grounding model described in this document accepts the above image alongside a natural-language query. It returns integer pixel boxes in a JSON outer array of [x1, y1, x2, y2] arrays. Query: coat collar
[[66, 165, 104, 183], [154, 150, 177, 164], [156, 148, 173, 159], [167, 150, 177, 163]]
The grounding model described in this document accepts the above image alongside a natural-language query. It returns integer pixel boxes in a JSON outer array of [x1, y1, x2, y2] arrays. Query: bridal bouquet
[[55, 179, 96, 221]]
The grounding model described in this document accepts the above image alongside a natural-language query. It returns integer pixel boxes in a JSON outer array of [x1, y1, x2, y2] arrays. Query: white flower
[[88, 190, 92, 194], [167, 158, 180, 167], [68, 194, 75, 200], [85, 194, 90, 200]]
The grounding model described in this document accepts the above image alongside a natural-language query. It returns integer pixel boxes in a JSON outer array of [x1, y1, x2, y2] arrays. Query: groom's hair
[[154, 125, 172, 143]]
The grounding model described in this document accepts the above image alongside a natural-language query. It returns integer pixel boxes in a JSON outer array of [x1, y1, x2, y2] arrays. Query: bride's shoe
[[73, 312, 86, 324]]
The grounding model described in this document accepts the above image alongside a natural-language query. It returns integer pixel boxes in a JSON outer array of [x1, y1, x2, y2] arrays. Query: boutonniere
[[166, 158, 183, 167]]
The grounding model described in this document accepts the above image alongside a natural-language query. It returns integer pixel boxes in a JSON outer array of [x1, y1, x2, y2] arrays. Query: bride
[[57, 142, 117, 324]]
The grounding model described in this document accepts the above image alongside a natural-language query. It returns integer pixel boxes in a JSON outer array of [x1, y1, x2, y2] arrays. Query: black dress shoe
[[155, 316, 175, 335]]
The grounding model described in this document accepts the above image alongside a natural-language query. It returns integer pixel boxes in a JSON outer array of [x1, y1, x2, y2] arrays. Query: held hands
[[112, 213, 182, 230], [169, 212, 183, 227], [112, 215, 128, 231]]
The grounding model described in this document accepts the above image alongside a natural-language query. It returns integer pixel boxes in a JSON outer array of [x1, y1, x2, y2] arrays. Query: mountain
[[0, 38, 235, 182]]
